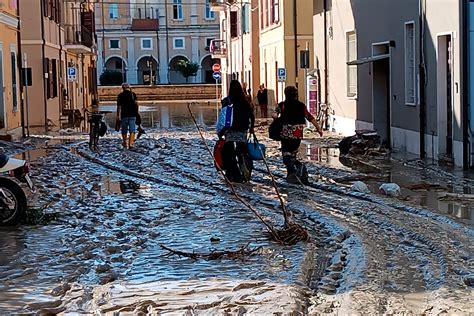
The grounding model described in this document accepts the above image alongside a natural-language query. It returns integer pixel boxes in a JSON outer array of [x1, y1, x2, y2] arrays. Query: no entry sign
[[212, 63, 221, 72]]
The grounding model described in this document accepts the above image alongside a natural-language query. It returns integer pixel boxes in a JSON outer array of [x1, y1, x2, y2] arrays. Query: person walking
[[116, 83, 138, 149], [219, 80, 255, 183], [257, 84, 268, 118], [273, 86, 323, 184]]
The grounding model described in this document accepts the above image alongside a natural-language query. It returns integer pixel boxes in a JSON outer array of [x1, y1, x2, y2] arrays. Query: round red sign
[[212, 63, 221, 72]]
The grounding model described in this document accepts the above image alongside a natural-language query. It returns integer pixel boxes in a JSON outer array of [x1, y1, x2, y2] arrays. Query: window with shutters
[[230, 11, 238, 38], [11, 52, 18, 112], [44, 58, 51, 99], [205, 0, 215, 20], [271, 0, 279, 24], [242, 4, 250, 34], [405, 22, 416, 105], [346, 31, 357, 97], [52, 59, 58, 98], [260, 0, 264, 29], [173, 0, 183, 20]]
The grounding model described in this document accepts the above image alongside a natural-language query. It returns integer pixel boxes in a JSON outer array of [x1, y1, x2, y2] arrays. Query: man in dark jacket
[[116, 83, 138, 148], [257, 84, 268, 118]]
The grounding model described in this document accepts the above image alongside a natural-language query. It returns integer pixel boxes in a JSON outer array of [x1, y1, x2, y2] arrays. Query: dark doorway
[[372, 58, 391, 148]]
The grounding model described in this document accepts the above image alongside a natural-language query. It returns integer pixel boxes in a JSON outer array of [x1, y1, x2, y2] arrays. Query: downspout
[[467, 0, 474, 168], [323, 0, 328, 106], [16, 0, 25, 138], [165, 0, 170, 83], [419, 0, 426, 159], [293, 0, 298, 86], [58, 3, 63, 117], [41, 0, 48, 133], [462, 0, 470, 169]]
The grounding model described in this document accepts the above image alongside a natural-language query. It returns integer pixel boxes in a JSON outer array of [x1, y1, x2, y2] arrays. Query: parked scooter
[[0, 153, 35, 226]]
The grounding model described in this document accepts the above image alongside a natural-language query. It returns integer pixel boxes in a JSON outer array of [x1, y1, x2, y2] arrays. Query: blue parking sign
[[277, 68, 286, 82], [68, 67, 77, 81]]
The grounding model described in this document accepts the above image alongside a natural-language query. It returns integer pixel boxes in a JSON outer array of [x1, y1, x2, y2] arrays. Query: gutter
[[40, 0, 48, 133], [419, 0, 426, 159], [462, 0, 470, 169], [16, 0, 25, 138]]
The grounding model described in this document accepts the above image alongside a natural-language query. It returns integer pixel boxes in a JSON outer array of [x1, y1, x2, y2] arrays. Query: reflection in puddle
[[100, 103, 218, 130], [97, 177, 149, 196]]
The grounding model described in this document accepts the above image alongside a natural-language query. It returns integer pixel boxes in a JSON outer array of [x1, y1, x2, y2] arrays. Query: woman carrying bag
[[272, 86, 323, 184], [217, 80, 255, 183]]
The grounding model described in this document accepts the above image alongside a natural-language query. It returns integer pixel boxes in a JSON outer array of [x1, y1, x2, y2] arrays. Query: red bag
[[213, 139, 226, 170]]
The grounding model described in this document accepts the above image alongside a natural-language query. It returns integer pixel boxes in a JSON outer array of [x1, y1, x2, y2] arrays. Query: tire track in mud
[[74, 137, 473, 301]]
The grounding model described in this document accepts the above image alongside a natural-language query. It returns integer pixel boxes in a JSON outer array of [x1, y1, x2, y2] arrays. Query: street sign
[[212, 71, 221, 81], [212, 63, 221, 72], [68, 67, 77, 81], [277, 68, 286, 82]]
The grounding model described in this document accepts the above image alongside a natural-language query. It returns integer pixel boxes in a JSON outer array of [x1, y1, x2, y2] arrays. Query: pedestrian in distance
[[257, 83, 268, 118], [116, 83, 139, 149], [218, 80, 255, 183], [272, 86, 323, 184]]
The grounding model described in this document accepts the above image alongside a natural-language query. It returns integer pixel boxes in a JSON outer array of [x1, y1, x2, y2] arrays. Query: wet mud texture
[[0, 130, 472, 314]]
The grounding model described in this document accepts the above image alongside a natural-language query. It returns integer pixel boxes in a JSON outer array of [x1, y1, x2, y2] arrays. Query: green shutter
[[242, 4, 250, 34]]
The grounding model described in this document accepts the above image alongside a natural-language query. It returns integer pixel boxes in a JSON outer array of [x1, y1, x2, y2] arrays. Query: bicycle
[[316, 103, 330, 130], [88, 112, 104, 150]]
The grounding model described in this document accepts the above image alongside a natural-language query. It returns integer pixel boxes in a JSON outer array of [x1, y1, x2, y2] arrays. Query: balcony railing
[[210, 0, 236, 12], [65, 24, 94, 48], [210, 39, 227, 58]]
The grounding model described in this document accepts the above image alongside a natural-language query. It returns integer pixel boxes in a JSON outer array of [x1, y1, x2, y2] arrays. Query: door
[[437, 34, 453, 160], [372, 58, 391, 147]]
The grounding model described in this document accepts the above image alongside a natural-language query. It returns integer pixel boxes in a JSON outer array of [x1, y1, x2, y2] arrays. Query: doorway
[[372, 57, 391, 147], [437, 34, 453, 159]]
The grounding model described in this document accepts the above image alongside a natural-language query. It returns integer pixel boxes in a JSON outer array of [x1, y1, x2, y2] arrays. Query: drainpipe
[[323, 0, 328, 106], [293, 0, 298, 86], [419, 0, 426, 159], [467, 0, 474, 168], [164, 0, 170, 83], [462, 0, 469, 169], [16, 0, 25, 138], [41, 0, 48, 133]]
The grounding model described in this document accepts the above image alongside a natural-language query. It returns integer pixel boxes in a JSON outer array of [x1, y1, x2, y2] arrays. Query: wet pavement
[[0, 104, 472, 314]]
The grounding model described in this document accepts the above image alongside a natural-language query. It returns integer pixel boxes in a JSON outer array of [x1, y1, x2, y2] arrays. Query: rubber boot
[[129, 133, 136, 148], [122, 134, 128, 148]]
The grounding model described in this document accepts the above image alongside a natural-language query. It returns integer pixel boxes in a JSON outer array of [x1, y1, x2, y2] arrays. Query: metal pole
[[23, 53, 30, 137]]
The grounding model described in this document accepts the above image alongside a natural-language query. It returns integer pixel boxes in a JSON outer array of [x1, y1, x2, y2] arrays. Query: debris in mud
[[351, 181, 370, 193], [405, 182, 442, 191], [338, 130, 386, 156], [160, 243, 262, 260], [379, 183, 401, 197]]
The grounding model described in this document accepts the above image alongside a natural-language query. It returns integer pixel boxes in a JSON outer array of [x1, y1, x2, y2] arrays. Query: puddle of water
[[100, 103, 218, 130], [15, 148, 49, 162]]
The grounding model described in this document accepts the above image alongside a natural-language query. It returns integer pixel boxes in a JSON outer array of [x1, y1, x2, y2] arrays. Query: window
[[109, 39, 120, 49], [10, 52, 18, 112], [405, 22, 416, 105], [52, 59, 57, 98], [109, 3, 119, 19], [141, 38, 153, 50], [205, 0, 215, 19], [242, 4, 250, 34], [230, 11, 238, 38], [346, 31, 357, 97], [173, 0, 183, 20], [271, 0, 280, 24], [173, 37, 185, 49], [206, 38, 214, 49]]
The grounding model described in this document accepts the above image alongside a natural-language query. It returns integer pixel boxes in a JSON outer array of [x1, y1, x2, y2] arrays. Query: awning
[[347, 54, 390, 66]]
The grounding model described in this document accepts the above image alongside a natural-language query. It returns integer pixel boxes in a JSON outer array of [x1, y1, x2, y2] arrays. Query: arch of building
[[136, 55, 159, 85], [200, 54, 220, 83], [104, 56, 128, 82], [168, 55, 189, 84]]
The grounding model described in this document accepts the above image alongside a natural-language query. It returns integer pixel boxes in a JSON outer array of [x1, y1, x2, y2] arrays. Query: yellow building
[[258, 0, 313, 106], [20, 0, 97, 131], [0, 0, 22, 139]]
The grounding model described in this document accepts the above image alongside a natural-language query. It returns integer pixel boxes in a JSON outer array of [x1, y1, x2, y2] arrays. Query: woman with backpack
[[218, 80, 255, 183], [272, 86, 323, 184]]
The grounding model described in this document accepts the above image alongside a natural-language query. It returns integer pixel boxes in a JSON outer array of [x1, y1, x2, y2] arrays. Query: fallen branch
[[160, 243, 262, 260]]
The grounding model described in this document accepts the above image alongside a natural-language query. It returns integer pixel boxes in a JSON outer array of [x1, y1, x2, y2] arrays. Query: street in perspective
[[0, 0, 473, 314]]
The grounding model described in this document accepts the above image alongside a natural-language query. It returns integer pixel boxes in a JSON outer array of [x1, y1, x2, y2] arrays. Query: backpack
[[269, 103, 284, 141], [216, 99, 234, 134]]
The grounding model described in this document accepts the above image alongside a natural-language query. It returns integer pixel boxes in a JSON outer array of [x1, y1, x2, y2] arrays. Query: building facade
[[96, 0, 220, 85], [312, 0, 472, 168], [0, 0, 22, 139], [20, 0, 97, 130]]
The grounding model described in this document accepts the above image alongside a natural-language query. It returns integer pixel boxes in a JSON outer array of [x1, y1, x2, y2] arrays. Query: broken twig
[[160, 243, 262, 260]]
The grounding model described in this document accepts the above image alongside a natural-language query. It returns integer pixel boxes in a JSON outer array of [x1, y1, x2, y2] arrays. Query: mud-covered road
[[0, 124, 473, 314]]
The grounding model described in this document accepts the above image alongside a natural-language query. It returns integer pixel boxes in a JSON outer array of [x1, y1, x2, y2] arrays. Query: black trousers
[[281, 139, 302, 175], [222, 141, 249, 182]]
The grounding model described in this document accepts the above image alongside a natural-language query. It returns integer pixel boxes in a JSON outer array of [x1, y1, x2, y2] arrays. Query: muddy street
[[0, 116, 473, 313]]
